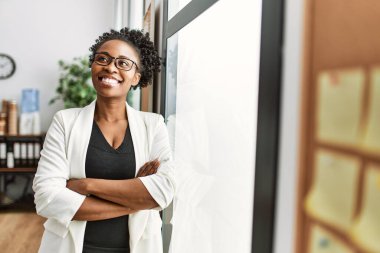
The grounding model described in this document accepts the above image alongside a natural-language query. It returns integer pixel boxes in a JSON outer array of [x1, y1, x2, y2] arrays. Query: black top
[[82, 121, 136, 253]]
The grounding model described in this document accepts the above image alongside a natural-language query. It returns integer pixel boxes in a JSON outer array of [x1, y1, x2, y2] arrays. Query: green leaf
[[50, 55, 95, 108]]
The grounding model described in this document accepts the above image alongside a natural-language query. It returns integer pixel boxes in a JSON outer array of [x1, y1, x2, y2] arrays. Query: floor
[[0, 212, 45, 253]]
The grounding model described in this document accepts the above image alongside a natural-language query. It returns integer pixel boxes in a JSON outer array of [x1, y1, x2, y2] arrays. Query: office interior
[[0, 0, 379, 252]]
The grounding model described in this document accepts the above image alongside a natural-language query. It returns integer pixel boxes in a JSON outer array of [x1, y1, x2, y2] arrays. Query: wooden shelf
[[0, 168, 37, 173], [0, 134, 45, 137], [0, 135, 45, 142]]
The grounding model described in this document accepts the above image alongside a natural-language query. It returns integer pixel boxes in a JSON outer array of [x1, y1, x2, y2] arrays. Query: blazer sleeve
[[139, 115, 176, 210], [32, 111, 86, 228]]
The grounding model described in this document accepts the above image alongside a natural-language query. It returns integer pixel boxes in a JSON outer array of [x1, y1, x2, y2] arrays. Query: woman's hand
[[67, 178, 90, 196], [67, 159, 159, 198], [137, 159, 160, 177]]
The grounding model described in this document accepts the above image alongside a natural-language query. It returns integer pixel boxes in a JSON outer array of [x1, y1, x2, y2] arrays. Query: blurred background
[[0, 0, 379, 252]]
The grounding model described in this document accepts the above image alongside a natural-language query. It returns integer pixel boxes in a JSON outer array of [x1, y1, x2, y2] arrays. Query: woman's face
[[91, 39, 141, 100]]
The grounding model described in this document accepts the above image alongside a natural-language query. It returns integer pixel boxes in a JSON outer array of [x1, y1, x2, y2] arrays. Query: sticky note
[[350, 165, 380, 253], [316, 69, 365, 146], [305, 149, 360, 231]]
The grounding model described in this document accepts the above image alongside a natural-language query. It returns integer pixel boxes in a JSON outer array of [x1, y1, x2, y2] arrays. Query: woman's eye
[[120, 60, 131, 67], [98, 57, 108, 62]]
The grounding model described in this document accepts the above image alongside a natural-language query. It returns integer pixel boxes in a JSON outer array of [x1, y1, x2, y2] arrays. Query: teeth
[[101, 77, 120, 86]]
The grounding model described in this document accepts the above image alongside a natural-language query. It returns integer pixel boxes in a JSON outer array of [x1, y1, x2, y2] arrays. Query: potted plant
[[49, 56, 96, 108]]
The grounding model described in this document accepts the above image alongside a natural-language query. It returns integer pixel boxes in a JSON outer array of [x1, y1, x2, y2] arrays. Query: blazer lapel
[[126, 102, 146, 176], [67, 100, 95, 178], [126, 102, 150, 251]]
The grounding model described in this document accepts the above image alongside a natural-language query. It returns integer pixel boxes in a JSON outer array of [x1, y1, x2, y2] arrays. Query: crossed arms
[[67, 160, 160, 221]]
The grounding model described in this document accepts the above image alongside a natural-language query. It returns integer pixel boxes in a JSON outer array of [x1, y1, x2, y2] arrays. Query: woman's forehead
[[98, 40, 139, 60]]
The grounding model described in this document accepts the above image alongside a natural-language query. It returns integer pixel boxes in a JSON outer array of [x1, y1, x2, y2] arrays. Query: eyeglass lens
[[94, 54, 134, 71]]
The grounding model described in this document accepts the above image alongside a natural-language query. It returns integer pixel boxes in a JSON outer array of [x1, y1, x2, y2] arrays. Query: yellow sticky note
[[316, 69, 365, 146], [305, 149, 360, 231], [350, 165, 380, 253]]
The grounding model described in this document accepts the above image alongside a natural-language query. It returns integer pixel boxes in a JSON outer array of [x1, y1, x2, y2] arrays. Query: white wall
[[273, 0, 304, 252], [0, 0, 114, 131]]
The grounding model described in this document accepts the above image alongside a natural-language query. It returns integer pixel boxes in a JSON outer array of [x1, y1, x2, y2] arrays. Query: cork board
[[296, 0, 380, 252]]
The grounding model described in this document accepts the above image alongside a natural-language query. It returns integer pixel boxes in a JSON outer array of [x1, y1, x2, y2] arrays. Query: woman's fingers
[[137, 159, 160, 177], [144, 160, 160, 176], [137, 161, 150, 177], [137, 161, 152, 177], [147, 160, 159, 171]]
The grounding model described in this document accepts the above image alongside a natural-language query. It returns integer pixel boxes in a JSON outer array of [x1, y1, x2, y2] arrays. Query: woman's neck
[[94, 97, 127, 122]]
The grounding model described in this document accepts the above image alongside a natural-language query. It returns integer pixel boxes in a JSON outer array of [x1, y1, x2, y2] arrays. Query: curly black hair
[[89, 27, 161, 89]]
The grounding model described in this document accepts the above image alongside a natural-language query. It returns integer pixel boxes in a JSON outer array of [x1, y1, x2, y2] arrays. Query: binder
[[27, 143, 34, 167], [20, 143, 27, 167], [0, 142, 6, 167], [34, 142, 41, 167], [13, 142, 20, 167]]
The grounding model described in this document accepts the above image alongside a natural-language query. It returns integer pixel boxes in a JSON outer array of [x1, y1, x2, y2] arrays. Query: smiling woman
[[33, 28, 174, 253], [91, 40, 142, 99]]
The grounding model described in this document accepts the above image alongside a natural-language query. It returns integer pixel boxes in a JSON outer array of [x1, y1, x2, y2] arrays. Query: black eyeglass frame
[[93, 52, 139, 71]]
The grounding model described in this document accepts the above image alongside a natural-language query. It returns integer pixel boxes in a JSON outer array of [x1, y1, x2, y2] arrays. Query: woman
[[33, 28, 175, 253]]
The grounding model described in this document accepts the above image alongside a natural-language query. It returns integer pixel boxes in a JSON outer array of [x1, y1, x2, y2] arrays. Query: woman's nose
[[103, 59, 118, 73]]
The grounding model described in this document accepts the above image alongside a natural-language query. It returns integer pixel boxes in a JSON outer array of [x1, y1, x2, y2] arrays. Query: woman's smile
[[97, 75, 123, 87]]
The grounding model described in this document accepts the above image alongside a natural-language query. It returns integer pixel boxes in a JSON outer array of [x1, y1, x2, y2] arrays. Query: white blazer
[[33, 100, 176, 253]]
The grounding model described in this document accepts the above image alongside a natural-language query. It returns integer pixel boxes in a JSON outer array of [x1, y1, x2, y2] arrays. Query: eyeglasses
[[93, 53, 138, 71]]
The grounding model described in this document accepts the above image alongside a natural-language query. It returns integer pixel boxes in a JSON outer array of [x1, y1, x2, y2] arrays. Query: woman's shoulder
[[51, 107, 85, 130], [54, 107, 82, 120], [136, 110, 164, 125]]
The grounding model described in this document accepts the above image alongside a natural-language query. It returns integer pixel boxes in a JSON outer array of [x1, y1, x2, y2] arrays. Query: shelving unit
[[0, 134, 44, 210], [0, 134, 44, 169]]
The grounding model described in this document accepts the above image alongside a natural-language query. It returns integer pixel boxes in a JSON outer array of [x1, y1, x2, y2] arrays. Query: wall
[[273, 0, 304, 252], [0, 0, 114, 132]]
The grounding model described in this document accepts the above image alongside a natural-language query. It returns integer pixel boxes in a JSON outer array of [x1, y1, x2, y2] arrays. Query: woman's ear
[[131, 72, 141, 87]]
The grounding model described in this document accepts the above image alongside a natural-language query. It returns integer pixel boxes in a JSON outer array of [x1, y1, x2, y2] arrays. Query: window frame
[[160, 0, 284, 252]]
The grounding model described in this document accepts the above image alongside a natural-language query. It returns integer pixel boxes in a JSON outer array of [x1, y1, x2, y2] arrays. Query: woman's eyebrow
[[96, 51, 132, 59], [96, 51, 112, 56], [117, 55, 132, 60]]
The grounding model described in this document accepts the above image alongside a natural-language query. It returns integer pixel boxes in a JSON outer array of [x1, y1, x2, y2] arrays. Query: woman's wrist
[[84, 178, 93, 196]]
